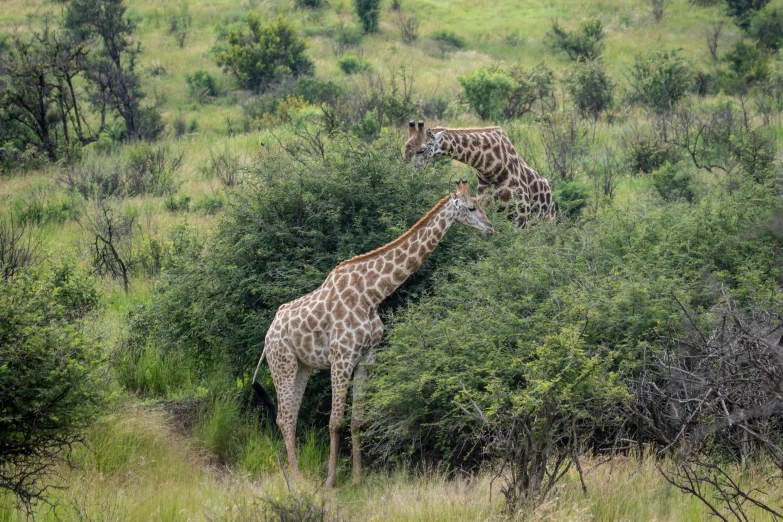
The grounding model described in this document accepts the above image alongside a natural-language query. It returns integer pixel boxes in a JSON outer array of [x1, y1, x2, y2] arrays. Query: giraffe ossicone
[[252, 182, 494, 488], [403, 120, 556, 228]]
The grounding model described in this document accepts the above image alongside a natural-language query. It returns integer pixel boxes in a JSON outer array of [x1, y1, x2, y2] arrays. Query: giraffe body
[[404, 121, 555, 228], [253, 183, 494, 488]]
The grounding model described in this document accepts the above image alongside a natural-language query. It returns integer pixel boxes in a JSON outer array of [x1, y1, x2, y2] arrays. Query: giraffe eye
[[468, 207, 476, 212], [416, 148, 425, 154]]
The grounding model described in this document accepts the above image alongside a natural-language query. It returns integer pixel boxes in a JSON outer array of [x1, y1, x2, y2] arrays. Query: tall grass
[[3, 403, 783, 521]]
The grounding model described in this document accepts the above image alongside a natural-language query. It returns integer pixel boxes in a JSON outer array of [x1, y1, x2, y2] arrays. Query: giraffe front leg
[[326, 350, 354, 488]]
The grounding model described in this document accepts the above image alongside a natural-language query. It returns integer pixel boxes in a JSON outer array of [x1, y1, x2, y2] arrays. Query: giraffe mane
[[430, 126, 503, 134], [333, 194, 454, 271]]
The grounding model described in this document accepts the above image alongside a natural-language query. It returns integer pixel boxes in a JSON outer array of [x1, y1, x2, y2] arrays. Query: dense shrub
[[295, 0, 324, 9], [458, 67, 517, 121], [128, 137, 481, 423], [726, 0, 771, 29], [564, 59, 615, 120], [355, 0, 381, 33], [748, 7, 783, 51], [546, 19, 605, 61], [650, 161, 696, 201], [504, 62, 556, 119], [337, 55, 372, 75], [626, 135, 680, 174], [430, 30, 466, 49], [186, 70, 219, 99], [630, 48, 694, 112], [214, 15, 314, 92], [62, 144, 182, 199], [334, 26, 363, 56], [0, 269, 103, 506], [723, 40, 769, 91], [553, 179, 590, 217], [366, 181, 782, 471]]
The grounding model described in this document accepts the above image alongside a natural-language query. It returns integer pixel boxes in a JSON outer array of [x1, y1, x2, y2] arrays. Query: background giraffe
[[403, 120, 556, 228], [252, 182, 494, 488]]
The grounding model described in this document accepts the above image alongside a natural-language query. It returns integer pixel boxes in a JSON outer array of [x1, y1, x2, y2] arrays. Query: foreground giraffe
[[252, 181, 494, 488], [403, 120, 555, 228]]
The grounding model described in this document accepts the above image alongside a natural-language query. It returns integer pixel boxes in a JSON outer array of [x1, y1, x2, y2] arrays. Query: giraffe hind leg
[[268, 348, 310, 480]]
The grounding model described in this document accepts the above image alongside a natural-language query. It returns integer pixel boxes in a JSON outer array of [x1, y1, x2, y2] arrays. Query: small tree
[[504, 62, 556, 119], [0, 270, 102, 509], [629, 48, 694, 112], [355, 0, 382, 33], [0, 24, 105, 161], [725, 0, 771, 29], [458, 67, 517, 121], [214, 15, 314, 92], [82, 199, 138, 293], [64, 0, 161, 141], [650, 0, 669, 22], [547, 19, 605, 62], [565, 59, 615, 121], [748, 7, 783, 51], [723, 40, 769, 92], [706, 21, 724, 61]]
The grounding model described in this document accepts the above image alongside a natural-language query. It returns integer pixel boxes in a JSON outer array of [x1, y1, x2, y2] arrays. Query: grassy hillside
[[2, 0, 783, 519]]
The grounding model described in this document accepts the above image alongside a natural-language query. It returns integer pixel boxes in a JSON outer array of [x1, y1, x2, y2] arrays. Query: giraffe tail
[[250, 346, 276, 417]]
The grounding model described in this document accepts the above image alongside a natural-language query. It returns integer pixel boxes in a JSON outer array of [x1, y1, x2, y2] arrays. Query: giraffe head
[[403, 120, 445, 169], [451, 180, 495, 236]]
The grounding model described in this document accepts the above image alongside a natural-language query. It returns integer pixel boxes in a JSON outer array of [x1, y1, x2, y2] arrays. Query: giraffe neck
[[436, 128, 511, 175], [334, 196, 456, 306]]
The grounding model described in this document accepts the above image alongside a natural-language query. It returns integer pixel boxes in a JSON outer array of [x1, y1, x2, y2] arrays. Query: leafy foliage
[[355, 0, 381, 33], [748, 7, 783, 51], [630, 48, 694, 112], [337, 55, 372, 75], [186, 70, 218, 98], [0, 269, 103, 508], [64, 0, 162, 141], [365, 179, 782, 477], [726, 0, 771, 29], [430, 30, 466, 49], [723, 40, 769, 91], [547, 19, 605, 62], [458, 67, 516, 121], [214, 15, 314, 92], [130, 137, 479, 424], [564, 59, 615, 120]]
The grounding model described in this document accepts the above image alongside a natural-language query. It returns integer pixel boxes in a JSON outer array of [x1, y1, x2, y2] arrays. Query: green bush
[[334, 24, 363, 50], [626, 135, 680, 174], [366, 183, 782, 469], [430, 30, 465, 49], [748, 7, 783, 51], [504, 62, 555, 119], [726, 0, 771, 29], [723, 40, 769, 91], [214, 15, 314, 92], [337, 54, 372, 75], [630, 48, 694, 112], [553, 179, 590, 217], [458, 67, 517, 121], [129, 137, 475, 424], [355, 0, 381, 33], [295, 0, 324, 8], [650, 161, 696, 201], [186, 70, 219, 98], [564, 59, 615, 120], [0, 270, 103, 505], [547, 19, 605, 61]]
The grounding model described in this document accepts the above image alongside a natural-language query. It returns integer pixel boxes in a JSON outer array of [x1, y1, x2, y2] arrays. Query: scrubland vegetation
[[2, 0, 783, 519]]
